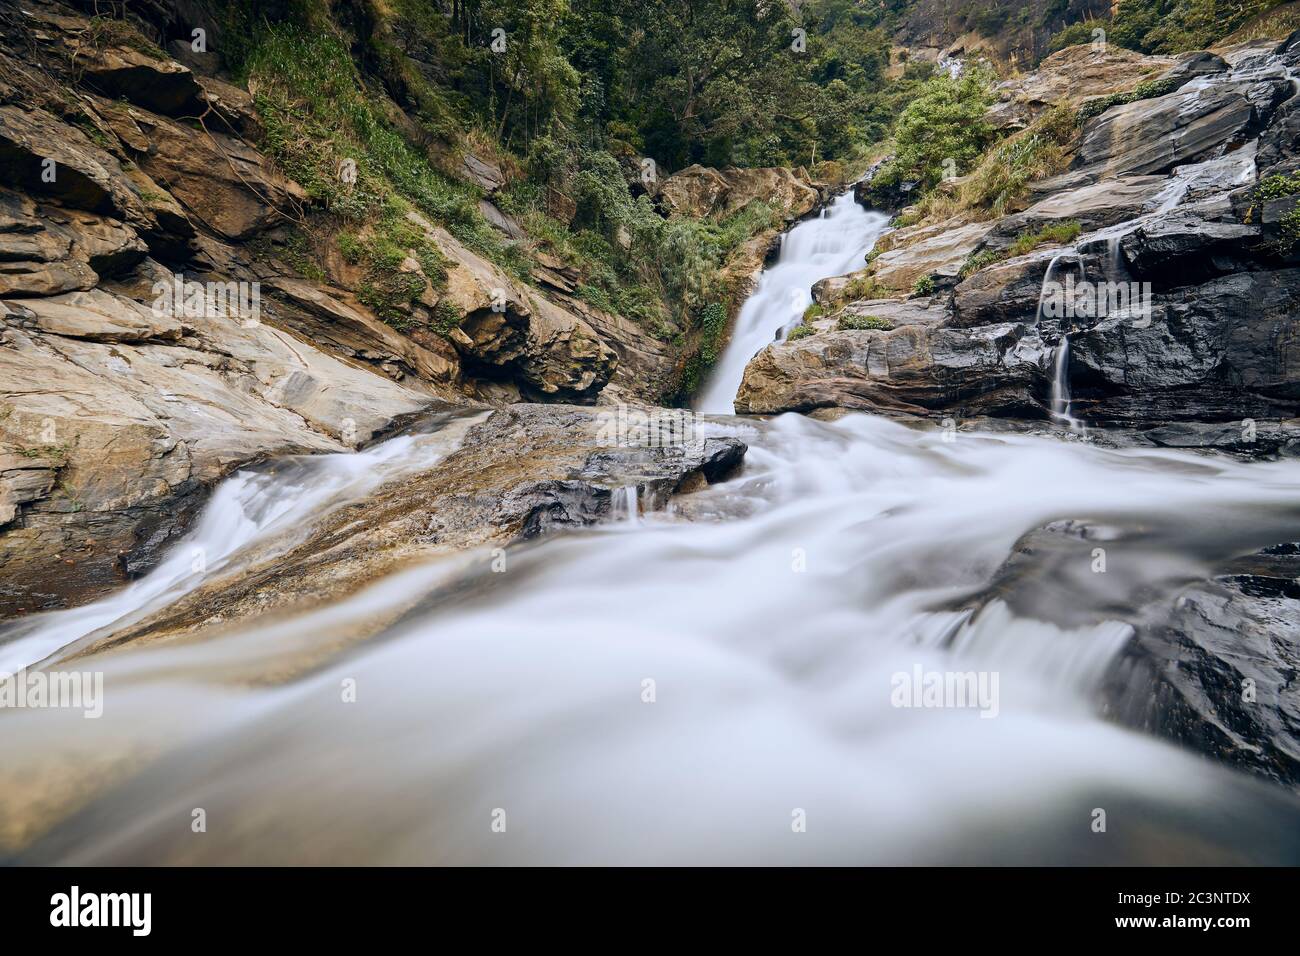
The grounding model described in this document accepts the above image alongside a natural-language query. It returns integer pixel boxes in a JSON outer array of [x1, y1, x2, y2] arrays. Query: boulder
[[735, 322, 1043, 416], [132, 111, 304, 241], [657, 165, 819, 220], [870, 220, 993, 290]]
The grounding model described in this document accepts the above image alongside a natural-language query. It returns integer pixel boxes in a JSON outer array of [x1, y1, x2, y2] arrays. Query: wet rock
[[1069, 269, 1300, 424], [0, 279, 436, 618], [986, 176, 1172, 247], [952, 248, 1059, 327], [735, 323, 1042, 416], [1104, 544, 1300, 788], [70, 405, 748, 650]]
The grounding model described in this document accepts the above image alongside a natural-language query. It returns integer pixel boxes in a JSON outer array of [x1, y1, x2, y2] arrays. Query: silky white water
[[0, 413, 484, 675], [3, 411, 1300, 864], [696, 190, 890, 414]]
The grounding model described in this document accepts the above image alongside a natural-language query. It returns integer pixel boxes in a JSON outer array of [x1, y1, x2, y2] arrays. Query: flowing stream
[[2, 198, 1300, 865]]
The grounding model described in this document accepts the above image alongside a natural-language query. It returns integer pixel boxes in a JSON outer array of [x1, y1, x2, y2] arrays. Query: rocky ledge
[[738, 35, 1300, 454]]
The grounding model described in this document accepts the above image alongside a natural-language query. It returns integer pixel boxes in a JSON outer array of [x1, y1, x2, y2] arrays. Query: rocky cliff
[[0, 1, 823, 617], [739, 36, 1300, 457]]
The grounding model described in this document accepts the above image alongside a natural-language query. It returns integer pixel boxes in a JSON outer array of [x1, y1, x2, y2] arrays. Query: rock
[[656, 164, 731, 217], [1062, 77, 1285, 185], [657, 165, 819, 220], [460, 152, 505, 193], [0, 281, 437, 617], [75, 44, 203, 117], [735, 322, 1042, 416], [264, 276, 461, 389], [407, 214, 617, 401], [478, 200, 525, 240], [1109, 202, 1265, 282], [18, 288, 184, 342], [952, 247, 1060, 327], [986, 176, 1172, 246], [1069, 269, 1300, 424], [0, 106, 145, 221], [0, 187, 146, 296], [869, 220, 992, 290], [986, 45, 1178, 132], [64, 404, 748, 650], [132, 111, 303, 241], [1105, 553, 1300, 787]]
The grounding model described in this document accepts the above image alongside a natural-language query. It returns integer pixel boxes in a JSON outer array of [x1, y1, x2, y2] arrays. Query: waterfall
[[7, 411, 1300, 864], [1036, 251, 1084, 432], [696, 190, 891, 414], [616, 485, 640, 527], [0, 412, 486, 674]]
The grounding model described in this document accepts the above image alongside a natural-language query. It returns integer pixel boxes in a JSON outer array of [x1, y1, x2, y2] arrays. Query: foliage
[[912, 275, 936, 296], [869, 69, 997, 197], [786, 323, 818, 341], [1050, 0, 1290, 55], [1076, 77, 1181, 123], [837, 314, 895, 331]]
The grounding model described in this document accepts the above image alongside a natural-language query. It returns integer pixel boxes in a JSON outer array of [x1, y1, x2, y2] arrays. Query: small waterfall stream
[[696, 190, 890, 414]]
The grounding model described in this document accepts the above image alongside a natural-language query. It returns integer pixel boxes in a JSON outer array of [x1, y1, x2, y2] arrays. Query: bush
[[870, 70, 996, 197], [786, 324, 818, 341], [836, 314, 894, 331], [912, 275, 936, 296]]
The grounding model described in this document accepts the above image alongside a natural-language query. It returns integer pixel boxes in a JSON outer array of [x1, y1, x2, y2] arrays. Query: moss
[[786, 324, 817, 341], [802, 302, 826, 323]]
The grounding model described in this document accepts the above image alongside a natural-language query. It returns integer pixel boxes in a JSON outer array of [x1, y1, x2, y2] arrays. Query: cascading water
[[5, 411, 1300, 865], [3, 206, 1300, 866], [1036, 251, 1083, 432], [696, 190, 890, 414], [0, 412, 485, 674]]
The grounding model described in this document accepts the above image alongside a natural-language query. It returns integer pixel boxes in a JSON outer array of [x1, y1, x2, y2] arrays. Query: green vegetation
[[786, 324, 818, 342], [1254, 172, 1300, 201], [1049, 0, 1291, 55], [912, 275, 936, 296], [960, 104, 1077, 218], [868, 69, 997, 198], [958, 220, 1082, 278], [677, 302, 730, 394], [1076, 77, 1182, 123], [837, 314, 894, 331]]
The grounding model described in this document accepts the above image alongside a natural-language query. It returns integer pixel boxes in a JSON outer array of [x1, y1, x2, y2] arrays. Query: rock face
[[0, 0, 753, 617], [657, 164, 821, 220], [738, 34, 1300, 442], [0, 277, 438, 617], [735, 323, 1042, 417], [60, 404, 747, 654]]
